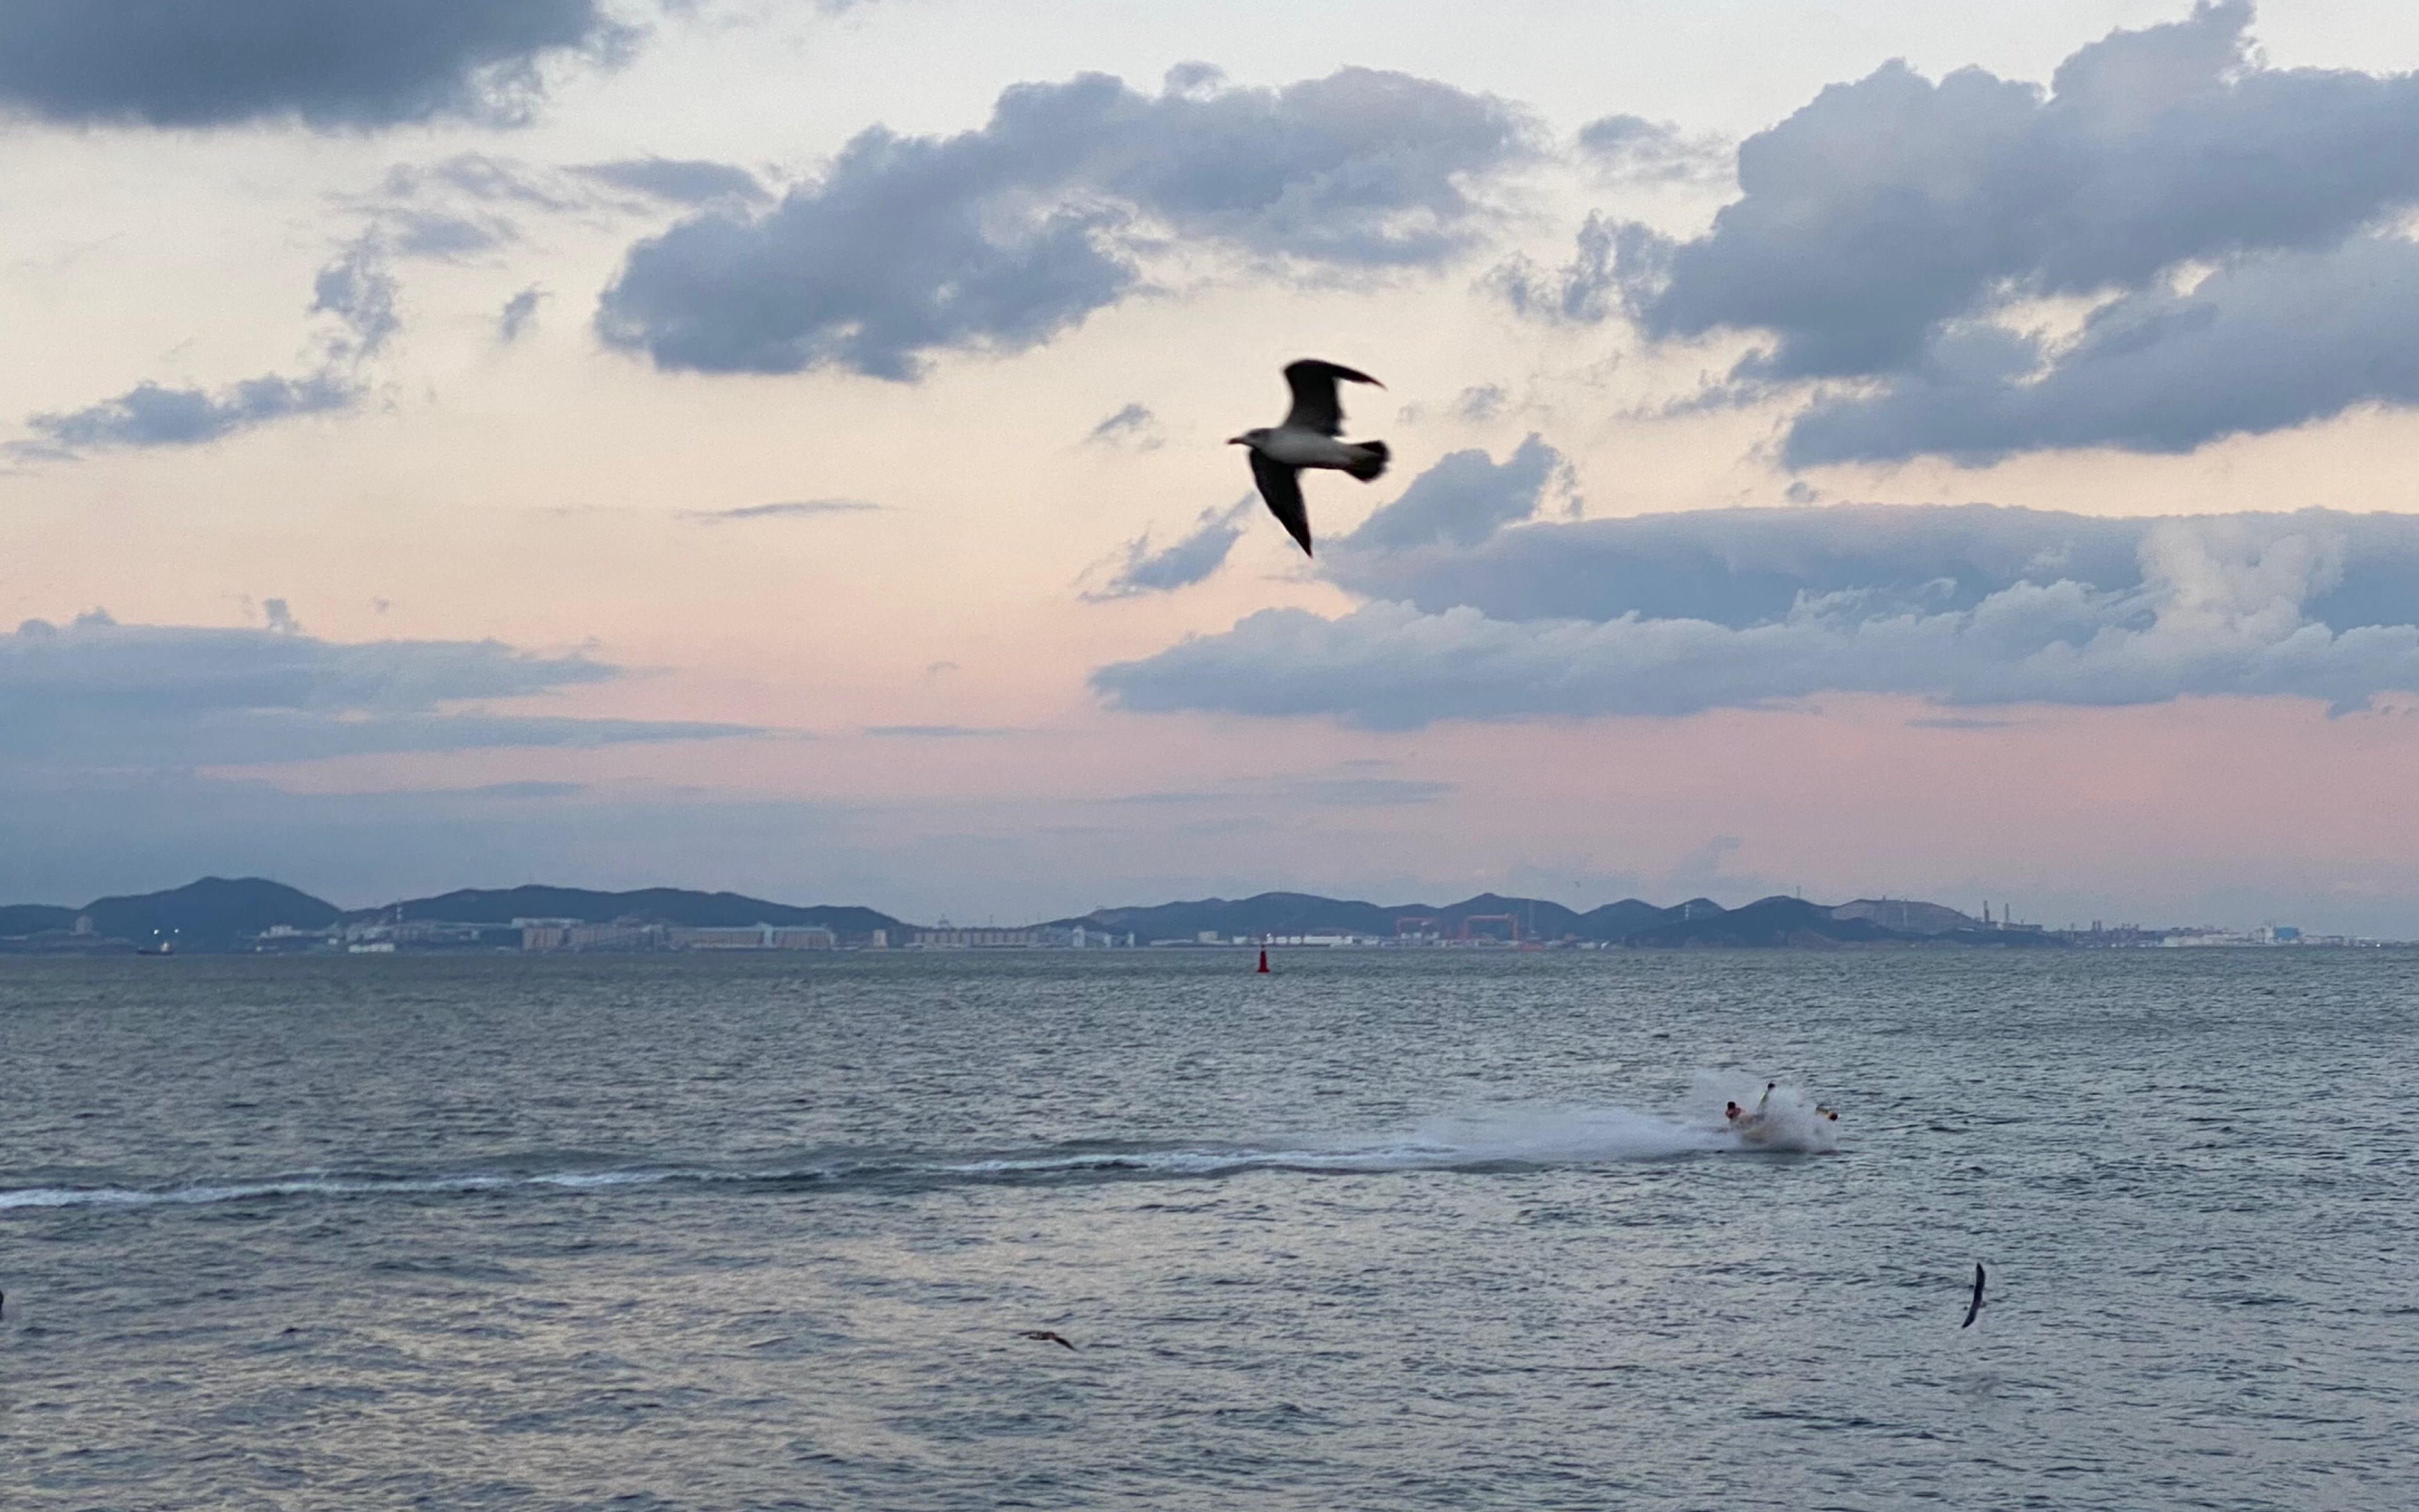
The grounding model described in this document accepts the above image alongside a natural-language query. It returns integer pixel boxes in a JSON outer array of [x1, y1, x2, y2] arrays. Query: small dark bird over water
[[1962, 1263, 1987, 1328], [1018, 1329, 1077, 1350], [1228, 359, 1391, 557]]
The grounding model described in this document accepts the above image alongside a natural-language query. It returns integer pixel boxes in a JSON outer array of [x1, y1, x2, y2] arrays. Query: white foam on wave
[[1684, 1070, 1844, 1154], [0, 1167, 733, 1211], [1, 1075, 1841, 1212]]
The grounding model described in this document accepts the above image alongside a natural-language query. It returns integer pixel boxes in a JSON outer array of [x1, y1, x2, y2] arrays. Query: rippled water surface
[[3, 950, 2415, 1510]]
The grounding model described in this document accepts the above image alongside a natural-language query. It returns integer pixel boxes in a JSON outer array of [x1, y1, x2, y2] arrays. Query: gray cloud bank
[[1095, 441, 2419, 727], [1, 611, 752, 767], [596, 66, 1533, 379], [0, 1, 629, 129], [1532, 2, 2419, 462]]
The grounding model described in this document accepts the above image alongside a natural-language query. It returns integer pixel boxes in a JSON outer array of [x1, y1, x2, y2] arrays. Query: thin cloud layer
[[0, 611, 753, 767], [1096, 445, 2419, 726], [595, 66, 1533, 379], [1086, 402, 1164, 450], [0, 1, 630, 130], [574, 157, 770, 205], [689, 498, 882, 523]]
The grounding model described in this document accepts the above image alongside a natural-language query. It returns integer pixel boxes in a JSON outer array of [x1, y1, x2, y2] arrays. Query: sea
[[1, 950, 2413, 1511]]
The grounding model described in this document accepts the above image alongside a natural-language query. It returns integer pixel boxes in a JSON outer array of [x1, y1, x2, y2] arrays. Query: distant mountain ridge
[[1051, 891, 1716, 944], [371, 885, 904, 936], [0, 878, 2053, 952]]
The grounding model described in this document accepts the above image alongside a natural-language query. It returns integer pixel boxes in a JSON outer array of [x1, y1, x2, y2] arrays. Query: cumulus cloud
[[1334, 434, 1564, 555], [0, 609, 754, 768], [1627, 1, 2419, 377], [1095, 457, 2419, 725], [0, 1, 632, 130], [1519, 3, 2419, 461], [18, 233, 400, 459], [595, 66, 1533, 379], [1089, 498, 1255, 599], [1784, 235, 2419, 464]]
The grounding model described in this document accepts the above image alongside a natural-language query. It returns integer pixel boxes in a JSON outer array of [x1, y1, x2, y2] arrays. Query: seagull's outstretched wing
[[1962, 1263, 1986, 1328], [1282, 359, 1383, 436], [1249, 450, 1313, 556]]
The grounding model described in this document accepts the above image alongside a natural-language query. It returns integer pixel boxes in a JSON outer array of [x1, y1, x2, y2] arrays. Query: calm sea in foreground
[[3, 950, 2414, 1511]]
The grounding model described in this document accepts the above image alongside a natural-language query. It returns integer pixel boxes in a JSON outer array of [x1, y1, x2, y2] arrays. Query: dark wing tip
[[1286, 358, 1382, 388]]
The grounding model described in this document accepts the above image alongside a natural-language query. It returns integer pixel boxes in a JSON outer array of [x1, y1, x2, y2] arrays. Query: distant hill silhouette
[[1058, 890, 1705, 943], [369, 885, 906, 936], [0, 902, 78, 936], [1, 876, 2058, 952], [1624, 895, 2065, 949], [87, 876, 341, 947]]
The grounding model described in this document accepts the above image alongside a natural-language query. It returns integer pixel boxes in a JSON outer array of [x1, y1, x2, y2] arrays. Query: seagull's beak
[[1226, 435, 1246, 445]]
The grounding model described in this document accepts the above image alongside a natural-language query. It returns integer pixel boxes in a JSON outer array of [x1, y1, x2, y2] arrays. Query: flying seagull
[[1017, 1329, 1077, 1350], [1228, 359, 1391, 557], [1962, 1263, 1987, 1328]]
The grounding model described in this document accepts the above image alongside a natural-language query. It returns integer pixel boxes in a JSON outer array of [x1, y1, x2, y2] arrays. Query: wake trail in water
[[2, 1085, 1837, 1214]]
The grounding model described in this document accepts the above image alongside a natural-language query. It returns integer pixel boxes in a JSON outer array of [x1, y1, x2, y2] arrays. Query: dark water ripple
[[3, 950, 2416, 1511]]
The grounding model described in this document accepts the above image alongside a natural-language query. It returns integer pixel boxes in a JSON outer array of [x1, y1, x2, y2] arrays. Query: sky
[[10, 0, 2419, 932]]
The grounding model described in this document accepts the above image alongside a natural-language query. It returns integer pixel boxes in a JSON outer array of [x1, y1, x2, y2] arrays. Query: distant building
[[668, 925, 836, 951], [914, 927, 1044, 948], [522, 922, 665, 952]]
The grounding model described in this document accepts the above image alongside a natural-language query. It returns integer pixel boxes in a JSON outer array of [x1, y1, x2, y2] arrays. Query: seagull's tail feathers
[[1347, 440, 1389, 482]]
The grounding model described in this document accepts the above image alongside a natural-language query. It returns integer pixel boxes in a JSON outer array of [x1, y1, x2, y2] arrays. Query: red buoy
[[1256, 948, 1270, 973]]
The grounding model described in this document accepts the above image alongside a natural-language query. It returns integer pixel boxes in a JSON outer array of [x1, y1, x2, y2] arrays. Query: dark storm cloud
[[1093, 482, 2419, 726], [0, 610, 755, 767], [595, 67, 1534, 379], [1089, 499, 1255, 599], [0, 1, 632, 130]]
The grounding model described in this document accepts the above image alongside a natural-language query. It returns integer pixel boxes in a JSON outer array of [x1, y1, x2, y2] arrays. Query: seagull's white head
[[1228, 427, 1271, 448]]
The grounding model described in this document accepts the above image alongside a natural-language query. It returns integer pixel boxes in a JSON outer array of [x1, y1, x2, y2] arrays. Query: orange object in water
[[1256, 949, 1270, 973]]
